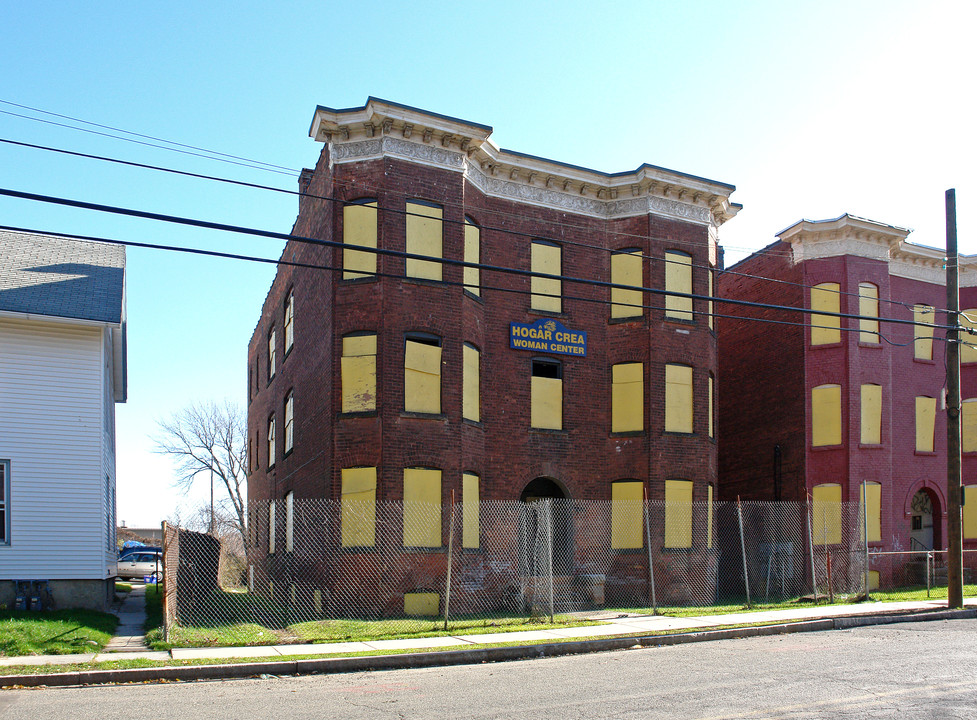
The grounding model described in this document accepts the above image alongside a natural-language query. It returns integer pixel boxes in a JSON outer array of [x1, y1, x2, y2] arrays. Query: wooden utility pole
[[946, 188, 963, 609]]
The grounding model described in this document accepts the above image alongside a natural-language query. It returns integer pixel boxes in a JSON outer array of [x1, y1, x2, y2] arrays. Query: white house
[[0, 230, 126, 611]]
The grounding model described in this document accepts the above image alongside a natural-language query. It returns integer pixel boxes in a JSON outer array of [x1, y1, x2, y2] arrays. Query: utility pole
[[946, 188, 963, 609]]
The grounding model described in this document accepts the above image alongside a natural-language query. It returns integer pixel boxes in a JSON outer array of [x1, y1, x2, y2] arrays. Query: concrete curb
[[3, 608, 975, 689]]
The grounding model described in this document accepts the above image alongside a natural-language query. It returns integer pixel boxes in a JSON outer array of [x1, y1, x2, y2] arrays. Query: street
[[3, 619, 977, 719]]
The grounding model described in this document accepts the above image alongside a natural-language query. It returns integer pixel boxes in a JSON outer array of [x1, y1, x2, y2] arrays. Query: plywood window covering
[[963, 398, 977, 453], [463, 343, 480, 422], [707, 484, 714, 548], [267, 415, 276, 468], [531, 358, 563, 429], [664, 364, 693, 434], [531, 240, 562, 313], [267, 328, 276, 379], [611, 363, 643, 432], [664, 480, 693, 549], [858, 282, 880, 343], [284, 392, 294, 454], [268, 500, 276, 555], [812, 384, 842, 447], [860, 482, 881, 543], [284, 292, 294, 354], [860, 384, 882, 445], [464, 218, 480, 296], [611, 249, 642, 319], [462, 472, 480, 549], [961, 309, 977, 363], [812, 483, 842, 545], [406, 200, 443, 281], [664, 251, 693, 321], [404, 592, 439, 616], [285, 491, 294, 553], [611, 480, 644, 549], [404, 335, 442, 414], [810, 283, 841, 345], [343, 200, 378, 279], [964, 485, 977, 540], [341, 467, 377, 547], [403, 468, 442, 548], [915, 396, 936, 452], [708, 374, 715, 439], [913, 304, 934, 360], [341, 333, 377, 413]]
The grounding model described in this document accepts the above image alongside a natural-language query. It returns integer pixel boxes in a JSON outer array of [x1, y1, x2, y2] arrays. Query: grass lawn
[[0, 609, 118, 657]]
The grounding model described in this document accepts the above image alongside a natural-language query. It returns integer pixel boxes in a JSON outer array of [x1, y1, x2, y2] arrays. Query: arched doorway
[[519, 477, 573, 576], [910, 489, 940, 550]]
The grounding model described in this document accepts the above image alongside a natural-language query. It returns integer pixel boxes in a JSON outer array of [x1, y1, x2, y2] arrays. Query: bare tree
[[155, 400, 247, 542]]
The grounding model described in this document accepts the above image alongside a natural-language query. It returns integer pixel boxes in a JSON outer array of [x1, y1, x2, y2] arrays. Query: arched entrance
[[519, 477, 573, 576], [910, 489, 940, 550]]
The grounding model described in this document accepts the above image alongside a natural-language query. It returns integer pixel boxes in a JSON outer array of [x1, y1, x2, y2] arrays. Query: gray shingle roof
[[0, 230, 125, 324]]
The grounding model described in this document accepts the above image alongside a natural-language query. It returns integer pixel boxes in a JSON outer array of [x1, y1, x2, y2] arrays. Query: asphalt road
[[3, 619, 977, 719]]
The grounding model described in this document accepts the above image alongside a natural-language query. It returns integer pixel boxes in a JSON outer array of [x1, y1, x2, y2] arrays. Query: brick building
[[718, 214, 977, 571], [246, 98, 739, 612]]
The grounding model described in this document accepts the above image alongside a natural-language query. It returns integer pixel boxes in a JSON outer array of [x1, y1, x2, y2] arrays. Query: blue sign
[[510, 319, 587, 357]]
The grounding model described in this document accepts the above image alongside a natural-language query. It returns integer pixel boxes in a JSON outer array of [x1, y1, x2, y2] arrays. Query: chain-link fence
[[159, 498, 972, 642]]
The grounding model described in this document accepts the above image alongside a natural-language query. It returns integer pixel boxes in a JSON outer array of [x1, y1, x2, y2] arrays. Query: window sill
[[914, 450, 937, 457], [401, 412, 447, 420], [530, 427, 568, 435], [662, 431, 696, 438], [809, 342, 843, 350], [462, 418, 484, 429], [463, 289, 483, 303], [913, 357, 936, 365], [611, 430, 645, 438], [611, 547, 646, 554], [857, 443, 884, 450], [664, 317, 696, 326], [528, 309, 565, 319], [340, 410, 378, 419], [858, 342, 882, 349], [810, 444, 844, 451], [609, 315, 643, 325], [403, 546, 446, 553], [283, 449, 294, 460], [340, 275, 379, 285]]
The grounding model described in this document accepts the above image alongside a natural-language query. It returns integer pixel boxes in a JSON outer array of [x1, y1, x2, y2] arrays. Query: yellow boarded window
[[284, 392, 294, 454], [914, 304, 934, 360], [859, 482, 881, 543], [464, 219, 480, 296], [611, 249, 642, 319], [463, 344, 480, 422], [708, 374, 715, 439], [665, 251, 693, 321], [531, 240, 561, 313], [268, 500, 276, 554], [341, 333, 377, 413], [404, 592, 439, 616], [707, 484, 714, 548], [406, 201, 443, 281], [404, 336, 442, 414], [964, 486, 977, 540], [463, 472, 480, 549], [812, 384, 842, 447], [665, 364, 693, 434], [341, 467, 376, 547], [963, 399, 977, 453], [915, 396, 936, 452], [962, 309, 977, 363], [284, 292, 294, 354], [812, 483, 842, 545], [612, 363, 643, 432], [811, 283, 841, 345], [664, 480, 693, 549], [858, 282, 879, 343], [531, 359, 563, 430], [403, 468, 442, 548], [611, 481, 643, 549], [860, 384, 881, 445], [285, 491, 294, 553], [343, 201, 377, 279]]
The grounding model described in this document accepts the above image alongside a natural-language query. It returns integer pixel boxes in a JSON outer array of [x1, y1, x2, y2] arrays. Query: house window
[[664, 479, 693, 549], [343, 200, 378, 279], [268, 500, 276, 554], [610, 249, 642, 319], [464, 218, 480, 296], [858, 282, 880, 343], [342, 333, 377, 413], [531, 358, 563, 430], [267, 328, 276, 380], [1, 460, 10, 544], [860, 384, 882, 445], [664, 364, 693, 434], [404, 333, 442, 414], [961, 309, 977, 363], [403, 467, 442, 548], [964, 486, 977, 540], [463, 472, 480, 549], [611, 480, 643, 549], [406, 200, 443, 281], [963, 399, 977, 452], [284, 292, 295, 355], [915, 396, 937, 452], [914, 304, 934, 360], [812, 384, 842, 447], [611, 362, 643, 432], [810, 283, 841, 345], [812, 483, 842, 545], [708, 265, 715, 331], [664, 251, 693, 321], [860, 482, 881, 543], [341, 467, 377, 547], [531, 240, 562, 313], [267, 415, 276, 468], [463, 343, 480, 422], [284, 392, 294, 455], [285, 491, 294, 553]]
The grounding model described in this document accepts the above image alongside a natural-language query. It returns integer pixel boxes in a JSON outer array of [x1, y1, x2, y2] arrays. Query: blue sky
[[1, 1, 973, 527]]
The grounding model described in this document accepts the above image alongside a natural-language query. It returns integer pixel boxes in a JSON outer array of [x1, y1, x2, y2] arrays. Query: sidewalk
[[1, 597, 974, 671]]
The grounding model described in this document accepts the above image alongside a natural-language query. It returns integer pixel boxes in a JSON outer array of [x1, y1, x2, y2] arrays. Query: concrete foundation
[[0, 578, 114, 612]]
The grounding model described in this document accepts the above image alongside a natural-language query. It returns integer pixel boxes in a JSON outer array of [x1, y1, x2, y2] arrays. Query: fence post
[[546, 500, 555, 623], [643, 487, 657, 615], [737, 497, 751, 608], [443, 491, 455, 632], [927, 551, 932, 598], [161, 520, 168, 643], [862, 481, 871, 600], [807, 495, 818, 604]]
